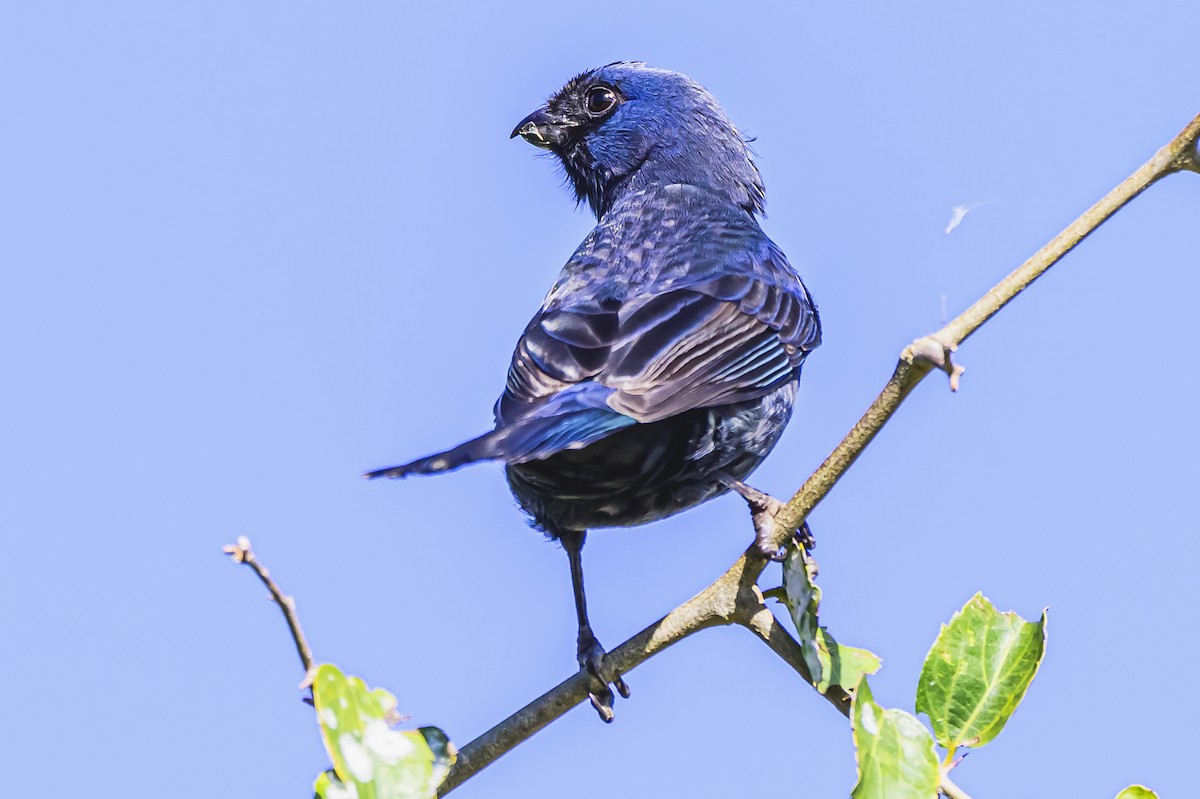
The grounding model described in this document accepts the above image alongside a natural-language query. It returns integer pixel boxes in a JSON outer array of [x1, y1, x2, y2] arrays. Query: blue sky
[[3, 3, 1197, 797]]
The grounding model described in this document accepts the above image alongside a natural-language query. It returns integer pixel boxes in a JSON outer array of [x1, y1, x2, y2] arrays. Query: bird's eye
[[586, 85, 618, 115]]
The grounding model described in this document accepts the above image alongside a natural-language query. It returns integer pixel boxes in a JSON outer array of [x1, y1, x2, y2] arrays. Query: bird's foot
[[719, 477, 815, 560], [578, 630, 630, 723]]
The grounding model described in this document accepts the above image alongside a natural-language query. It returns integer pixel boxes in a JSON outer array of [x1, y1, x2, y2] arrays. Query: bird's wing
[[497, 275, 818, 426]]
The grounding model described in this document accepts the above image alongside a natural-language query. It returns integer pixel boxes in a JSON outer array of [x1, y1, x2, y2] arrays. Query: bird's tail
[[364, 401, 636, 481]]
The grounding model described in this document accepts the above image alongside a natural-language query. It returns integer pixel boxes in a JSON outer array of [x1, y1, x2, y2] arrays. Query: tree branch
[[224, 536, 316, 677], [437, 111, 1200, 795], [441, 552, 751, 791], [770, 109, 1200, 545], [742, 605, 852, 715]]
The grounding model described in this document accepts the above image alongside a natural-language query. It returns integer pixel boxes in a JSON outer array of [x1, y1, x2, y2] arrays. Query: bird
[[367, 62, 821, 721]]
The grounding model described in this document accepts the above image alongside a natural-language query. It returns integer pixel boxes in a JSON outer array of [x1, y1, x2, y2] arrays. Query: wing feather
[[498, 286, 810, 427]]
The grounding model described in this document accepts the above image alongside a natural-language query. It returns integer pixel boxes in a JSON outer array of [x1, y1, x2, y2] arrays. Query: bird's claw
[[753, 539, 788, 562], [719, 476, 793, 560], [578, 634, 628, 723], [766, 520, 816, 558]]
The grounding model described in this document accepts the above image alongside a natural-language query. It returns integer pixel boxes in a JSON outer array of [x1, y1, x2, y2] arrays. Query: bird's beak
[[510, 106, 573, 149]]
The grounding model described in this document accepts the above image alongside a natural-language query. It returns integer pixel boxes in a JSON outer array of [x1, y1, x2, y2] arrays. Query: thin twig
[[434, 111, 1200, 795], [940, 773, 976, 799], [224, 535, 315, 676]]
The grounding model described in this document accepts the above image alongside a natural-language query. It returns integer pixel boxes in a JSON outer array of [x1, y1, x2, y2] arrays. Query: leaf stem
[[940, 773, 976, 799]]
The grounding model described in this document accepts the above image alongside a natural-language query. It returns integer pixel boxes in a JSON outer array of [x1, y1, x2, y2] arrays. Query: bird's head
[[511, 63, 765, 219]]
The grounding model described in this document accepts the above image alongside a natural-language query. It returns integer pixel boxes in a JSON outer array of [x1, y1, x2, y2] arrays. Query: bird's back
[[500, 183, 819, 534], [537, 184, 815, 322]]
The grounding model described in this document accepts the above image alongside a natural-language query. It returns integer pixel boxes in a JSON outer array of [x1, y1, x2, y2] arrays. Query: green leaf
[[311, 663, 456, 799], [314, 769, 356, 799], [915, 593, 1047, 752], [851, 679, 940, 799], [781, 546, 881, 693], [1114, 786, 1159, 799]]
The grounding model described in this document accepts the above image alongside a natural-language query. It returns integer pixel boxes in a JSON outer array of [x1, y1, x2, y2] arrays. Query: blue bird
[[368, 63, 820, 720]]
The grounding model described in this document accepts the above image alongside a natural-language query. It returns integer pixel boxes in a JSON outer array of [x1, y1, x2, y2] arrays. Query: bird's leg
[[559, 529, 630, 723], [718, 476, 815, 560]]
